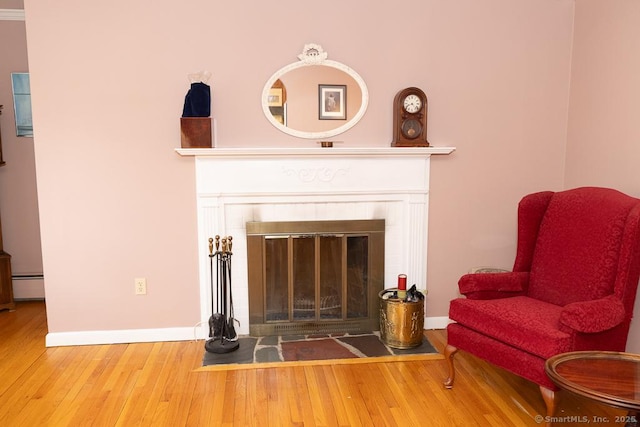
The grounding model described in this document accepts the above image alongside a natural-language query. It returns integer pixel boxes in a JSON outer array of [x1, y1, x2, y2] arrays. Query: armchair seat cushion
[[449, 296, 572, 359]]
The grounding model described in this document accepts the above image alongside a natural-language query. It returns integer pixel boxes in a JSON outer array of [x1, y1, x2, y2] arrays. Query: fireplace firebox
[[246, 219, 384, 336]]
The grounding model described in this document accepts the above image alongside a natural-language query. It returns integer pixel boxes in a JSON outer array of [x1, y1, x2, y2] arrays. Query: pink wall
[[22, 1, 576, 335], [565, 0, 640, 352], [0, 14, 43, 277]]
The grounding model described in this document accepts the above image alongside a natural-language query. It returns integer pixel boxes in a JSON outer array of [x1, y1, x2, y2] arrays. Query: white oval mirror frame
[[261, 44, 369, 140]]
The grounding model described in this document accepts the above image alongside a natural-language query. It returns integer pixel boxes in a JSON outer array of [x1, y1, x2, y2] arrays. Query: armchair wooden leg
[[443, 344, 458, 389], [540, 386, 556, 427]]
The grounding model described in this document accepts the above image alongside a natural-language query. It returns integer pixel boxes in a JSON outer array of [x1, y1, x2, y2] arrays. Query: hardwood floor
[[0, 301, 627, 426]]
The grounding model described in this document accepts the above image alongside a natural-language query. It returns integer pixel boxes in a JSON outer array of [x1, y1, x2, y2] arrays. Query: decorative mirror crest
[[262, 43, 369, 140], [297, 43, 328, 64]]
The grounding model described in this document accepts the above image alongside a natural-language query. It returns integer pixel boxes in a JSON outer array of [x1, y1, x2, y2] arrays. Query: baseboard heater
[[12, 274, 45, 300]]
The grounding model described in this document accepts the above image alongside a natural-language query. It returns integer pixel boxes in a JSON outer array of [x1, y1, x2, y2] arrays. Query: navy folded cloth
[[182, 82, 210, 117]]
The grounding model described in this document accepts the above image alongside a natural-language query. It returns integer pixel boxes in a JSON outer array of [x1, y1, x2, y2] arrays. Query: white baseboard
[[45, 317, 451, 347], [0, 9, 25, 21], [12, 276, 45, 300], [45, 326, 203, 347], [425, 316, 452, 330]]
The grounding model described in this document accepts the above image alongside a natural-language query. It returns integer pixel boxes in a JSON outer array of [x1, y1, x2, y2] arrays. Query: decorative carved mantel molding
[[282, 166, 348, 183]]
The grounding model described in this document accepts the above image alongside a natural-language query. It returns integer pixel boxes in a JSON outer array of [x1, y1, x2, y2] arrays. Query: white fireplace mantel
[[177, 146, 455, 338]]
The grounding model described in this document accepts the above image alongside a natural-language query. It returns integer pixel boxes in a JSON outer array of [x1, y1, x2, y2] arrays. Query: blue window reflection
[[11, 73, 33, 137]]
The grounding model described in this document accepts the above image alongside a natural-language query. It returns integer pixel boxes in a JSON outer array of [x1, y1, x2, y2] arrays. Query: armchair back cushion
[[527, 188, 640, 308]]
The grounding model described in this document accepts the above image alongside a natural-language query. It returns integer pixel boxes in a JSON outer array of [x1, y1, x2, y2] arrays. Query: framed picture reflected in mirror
[[319, 84, 346, 120]]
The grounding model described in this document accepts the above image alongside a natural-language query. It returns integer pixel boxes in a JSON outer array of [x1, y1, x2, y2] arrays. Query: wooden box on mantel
[[180, 117, 212, 148]]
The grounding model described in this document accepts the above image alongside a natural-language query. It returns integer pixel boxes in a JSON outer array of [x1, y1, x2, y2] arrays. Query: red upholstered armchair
[[444, 187, 640, 418]]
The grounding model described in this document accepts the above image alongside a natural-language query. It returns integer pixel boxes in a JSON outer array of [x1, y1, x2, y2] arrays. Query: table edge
[[545, 351, 640, 412]]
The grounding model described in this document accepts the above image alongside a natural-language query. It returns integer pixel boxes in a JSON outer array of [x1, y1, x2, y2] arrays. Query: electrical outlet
[[134, 277, 147, 295]]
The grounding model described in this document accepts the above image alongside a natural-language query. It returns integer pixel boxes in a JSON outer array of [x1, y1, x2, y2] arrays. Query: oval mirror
[[261, 44, 369, 140]]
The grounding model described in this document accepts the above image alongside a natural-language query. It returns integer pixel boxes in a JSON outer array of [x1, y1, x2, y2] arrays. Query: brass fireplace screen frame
[[246, 219, 385, 336]]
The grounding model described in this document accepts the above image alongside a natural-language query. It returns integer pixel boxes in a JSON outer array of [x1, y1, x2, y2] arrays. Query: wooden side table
[[0, 106, 15, 311], [1, 105, 5, 166], [0, 206, 15, 312], [545, 351, 640, 426], [0, 250, 14, 311]]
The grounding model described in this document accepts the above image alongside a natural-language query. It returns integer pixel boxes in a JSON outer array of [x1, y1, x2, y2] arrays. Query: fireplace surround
[[176, 146, 455, 338]]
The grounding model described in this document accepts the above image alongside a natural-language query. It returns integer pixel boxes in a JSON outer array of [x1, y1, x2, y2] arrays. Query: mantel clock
[[391, 87, 429, 147]]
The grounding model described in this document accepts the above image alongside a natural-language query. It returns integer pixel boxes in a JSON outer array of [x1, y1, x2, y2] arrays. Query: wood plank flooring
[[0, 301, 628, 426]]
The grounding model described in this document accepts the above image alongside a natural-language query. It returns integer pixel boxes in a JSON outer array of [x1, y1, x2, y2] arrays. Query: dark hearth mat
[[202, 337, 258, 365], [202, 332, 438, 367]]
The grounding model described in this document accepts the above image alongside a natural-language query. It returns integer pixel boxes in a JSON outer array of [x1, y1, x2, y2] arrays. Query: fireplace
[[176, 146, 455, 338], [246, 219, 384, 336]]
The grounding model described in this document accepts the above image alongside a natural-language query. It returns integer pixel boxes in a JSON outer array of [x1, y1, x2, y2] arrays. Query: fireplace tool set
[[205, 235, 240, 354]]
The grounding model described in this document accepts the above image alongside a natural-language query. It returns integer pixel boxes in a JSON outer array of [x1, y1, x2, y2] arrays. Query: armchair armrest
[[458, 271, 529, 300], [560, 295, 626, 333], [468, 267, 511, 274]]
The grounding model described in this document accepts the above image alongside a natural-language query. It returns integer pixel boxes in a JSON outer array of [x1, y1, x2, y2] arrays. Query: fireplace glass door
[[247, 220, 384, 336]]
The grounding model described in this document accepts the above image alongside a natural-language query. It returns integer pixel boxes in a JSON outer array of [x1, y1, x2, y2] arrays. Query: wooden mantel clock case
[[391, 87, 430, 147], [0, 105, 16, 311]]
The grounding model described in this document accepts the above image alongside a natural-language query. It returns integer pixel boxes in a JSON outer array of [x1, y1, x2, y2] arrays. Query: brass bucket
[[379, 289, 425, 349]]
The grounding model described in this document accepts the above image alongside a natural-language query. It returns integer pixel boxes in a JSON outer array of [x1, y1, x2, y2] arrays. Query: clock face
[[403, 94, 422, 114], [401, 119, 422, 139]]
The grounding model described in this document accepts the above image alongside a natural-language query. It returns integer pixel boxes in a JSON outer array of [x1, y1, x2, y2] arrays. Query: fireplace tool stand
[[205, 235, 239, 354]]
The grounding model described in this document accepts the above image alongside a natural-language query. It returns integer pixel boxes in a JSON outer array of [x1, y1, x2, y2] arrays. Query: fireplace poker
[[220, 237, 228, 341], [207, 236, 223, 339], [226, 237, 237, 340]]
